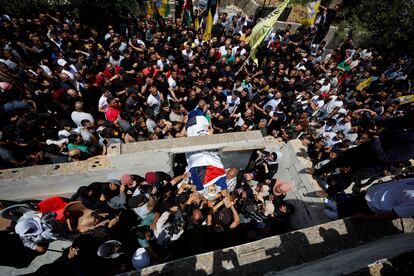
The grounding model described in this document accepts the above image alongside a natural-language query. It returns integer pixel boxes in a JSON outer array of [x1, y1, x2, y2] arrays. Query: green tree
[[337, 0, 414, 51]]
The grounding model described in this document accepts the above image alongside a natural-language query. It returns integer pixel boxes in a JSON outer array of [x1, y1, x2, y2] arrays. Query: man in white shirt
[[264, 91, 282, 112], [225, 93, 240, 114], [181, 44, 193, 59], [146, 85, 163, 115], [322, 131, 344, 147], [168, 71, 178, 89], [232, 41, 247, 56], [333, 115, 352, 134], [156, 56, 170, 71], [71, 101, 95, 128], [98, 89, 111, 113], [323, 178, 414, 220], [219, 39, 232, 56], [320, 93, 345, 118]]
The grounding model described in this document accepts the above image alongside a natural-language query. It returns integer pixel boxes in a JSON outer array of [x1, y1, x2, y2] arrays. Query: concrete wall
[[126, 218, 414, 275], [0, 131, 267, 200]]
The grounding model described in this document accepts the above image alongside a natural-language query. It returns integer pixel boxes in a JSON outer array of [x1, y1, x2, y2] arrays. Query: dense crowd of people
[[2, 147, 293, 274], [1, 3, 414, 275], [0, 8, 412, 170]]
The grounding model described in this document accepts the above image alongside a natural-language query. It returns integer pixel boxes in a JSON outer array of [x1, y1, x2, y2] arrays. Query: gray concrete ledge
[[126, 218, 414, 276]]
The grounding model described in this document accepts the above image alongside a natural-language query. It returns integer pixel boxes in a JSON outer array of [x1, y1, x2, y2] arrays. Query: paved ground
[[0, 240, 71, 275], [275, 139, 330, 229]]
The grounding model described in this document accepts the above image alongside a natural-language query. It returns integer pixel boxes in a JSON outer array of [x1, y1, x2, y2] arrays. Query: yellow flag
[[248, 0, 290, 64], [301, 1, 321, 26], [146, 0, 153, 17], [356, 76, 373, 91], [203, 10, 213, 42], [398, 94, 414, 105], [194, 17, 200, 30]]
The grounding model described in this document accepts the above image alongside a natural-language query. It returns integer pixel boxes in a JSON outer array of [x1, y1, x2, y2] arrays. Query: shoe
[[304, 167, 315, 174], [316, 190, 329, 198], [324, 208, 338, 220]]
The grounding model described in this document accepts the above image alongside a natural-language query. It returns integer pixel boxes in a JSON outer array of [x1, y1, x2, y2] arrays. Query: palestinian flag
[[186, 150, 227, 191], [182, 0, 194, 27], [186, 108, 210, 137]]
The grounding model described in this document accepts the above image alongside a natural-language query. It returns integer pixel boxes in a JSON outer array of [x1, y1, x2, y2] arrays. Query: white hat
[[132, 248, 150, 271], [57, 59, 68, 67]]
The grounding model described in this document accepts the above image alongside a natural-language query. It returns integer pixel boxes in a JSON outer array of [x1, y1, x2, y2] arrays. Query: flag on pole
[[356, 76, 373, 91], [146, 0, 154, 17], [156, 0, 171, 18], [182, 0, 194, 27], [301, 1, 321, 26], [398, 94, 414, 105], [248, 0, 290, 65], [203, 9, 213, 41], [194, 16, 201, 30]]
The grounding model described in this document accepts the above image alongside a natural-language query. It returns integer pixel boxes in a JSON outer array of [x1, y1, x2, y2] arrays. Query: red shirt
[[105, 106, 121, 122]]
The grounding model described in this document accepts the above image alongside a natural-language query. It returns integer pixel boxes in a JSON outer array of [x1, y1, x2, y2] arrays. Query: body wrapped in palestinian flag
[[186, 150, 227, 191]]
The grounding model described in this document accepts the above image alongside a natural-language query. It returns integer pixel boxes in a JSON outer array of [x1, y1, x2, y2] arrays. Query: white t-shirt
[[181, 49, 193, 59], [264, 98, 282, 111], [322, 96, 343, 114], [147, 92, 161, 115], [322, 132, 342, 147], [71, 111, 95, 128], [232, 46, 247, 57], [365, 178, 414, 217], [157, 59, 169, 71], [333, 118, 351, 134], [312, 95, 325, 109], [146, 118, 157, 133], [168, 77, 177, 88], [219, 45, 231, 56], [153, 211, 184, 247], [226, 95, 240, 114], [98, 95, 109, 112]]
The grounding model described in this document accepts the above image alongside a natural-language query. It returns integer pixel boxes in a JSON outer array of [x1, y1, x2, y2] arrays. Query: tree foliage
[[0, 0, 145, 27], [337, 0, 414, 51]]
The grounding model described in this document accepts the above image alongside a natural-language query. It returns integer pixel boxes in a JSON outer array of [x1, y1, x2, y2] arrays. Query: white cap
[[57, 59, 68, 67], [132, 248, 150, 271]]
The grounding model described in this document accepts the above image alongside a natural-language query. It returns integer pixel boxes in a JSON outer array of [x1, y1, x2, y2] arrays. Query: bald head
[[74, 101, 84, 111], [226, 168, 238, 179], [273, 180, 291, 196]]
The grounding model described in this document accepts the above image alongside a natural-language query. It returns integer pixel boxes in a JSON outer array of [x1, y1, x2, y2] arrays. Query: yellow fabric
[[248, 0, 290, 64], [157, 0, 169, 17], [146, 1, 153, 16], [203, 10, 213, 42], [194, 17, 200, 30], [398, 94, 414, 105], [356, 76, 373, 91], [301, 1, 321, 26]]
